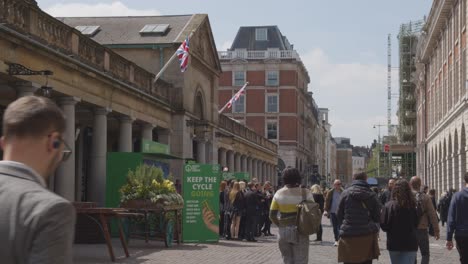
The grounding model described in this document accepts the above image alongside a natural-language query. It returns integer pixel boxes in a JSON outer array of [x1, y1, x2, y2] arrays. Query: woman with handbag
[[269, 168, 314, 264]]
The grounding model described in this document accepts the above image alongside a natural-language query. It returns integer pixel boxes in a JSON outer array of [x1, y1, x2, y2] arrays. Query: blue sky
[[38, 0, 433, 146]]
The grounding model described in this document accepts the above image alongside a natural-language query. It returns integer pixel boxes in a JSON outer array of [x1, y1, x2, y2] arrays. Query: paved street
[[73, 217, 460, 263]]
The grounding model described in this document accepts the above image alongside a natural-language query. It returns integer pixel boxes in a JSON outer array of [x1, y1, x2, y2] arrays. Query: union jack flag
[[176, 37, 190, 72], [226, 83, 248, 109]]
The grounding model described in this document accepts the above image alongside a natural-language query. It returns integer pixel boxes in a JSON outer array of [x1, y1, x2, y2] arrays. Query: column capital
[[94, 107, 111, 116], [58, 96, 81, 106], [120, 115, 135, 124]]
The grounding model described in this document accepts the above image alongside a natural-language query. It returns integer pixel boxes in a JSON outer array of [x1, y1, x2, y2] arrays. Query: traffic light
[[384, 144, 390, 152]]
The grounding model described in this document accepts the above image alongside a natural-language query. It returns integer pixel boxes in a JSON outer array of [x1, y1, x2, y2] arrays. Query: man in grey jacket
[[0, 96, 76, 264]]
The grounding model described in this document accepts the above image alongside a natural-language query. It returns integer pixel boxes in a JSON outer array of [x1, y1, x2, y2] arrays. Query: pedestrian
[[229, 182, 244, 240], [224, 180, 233, 239], [244, 182, 261, 242], [380, 178, 396, 205], [269, 167, 313, 264], [438, 191, 450, 227], [261, 181, 274, 236], [428, 189, 438, 237], [380, 179, 419, 264], [255, 183, 265, 237], [324, 179, 344, 246], [337, 172, 381, 264], [0, 96, 76, 263], [446, 172, 468, 263], [238, 181, 247, 240], [410, 176, 440, 264], [311, 184, 325, 242], [219, 180, 227, 237]]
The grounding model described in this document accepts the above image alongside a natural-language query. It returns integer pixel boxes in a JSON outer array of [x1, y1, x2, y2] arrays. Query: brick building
[[218, 26, 324, 180], [335, 137, 353, 185]]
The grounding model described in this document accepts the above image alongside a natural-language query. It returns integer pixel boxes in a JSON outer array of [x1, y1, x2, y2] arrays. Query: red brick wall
[[247, 71, 265, 86], [279, 116, 297, 141], [279, 89, 296, 113], [246, 89, 265, 113], [246, 116, 265, 136], [220, 71, 232, 86], [219, 90, 232, 112], [280, 70, 297, 86]]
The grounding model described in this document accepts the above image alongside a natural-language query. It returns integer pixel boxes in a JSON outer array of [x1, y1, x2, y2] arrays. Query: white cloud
[[302, 48, 393, 146], [220, 41, 232, 51], [44, 1, 161, 17]]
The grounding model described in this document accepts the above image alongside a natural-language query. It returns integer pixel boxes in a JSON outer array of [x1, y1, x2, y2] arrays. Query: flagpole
[[153, 31, 195, 84], [218, 82, 249, 114]]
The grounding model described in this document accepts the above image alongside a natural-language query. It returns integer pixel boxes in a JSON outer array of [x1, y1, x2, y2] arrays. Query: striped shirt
[[270, 186, 314, 227]]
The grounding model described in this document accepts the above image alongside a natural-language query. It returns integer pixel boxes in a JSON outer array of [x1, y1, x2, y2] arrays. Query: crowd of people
[[267, 168, 468, 264], [219, 178, 274, 242]]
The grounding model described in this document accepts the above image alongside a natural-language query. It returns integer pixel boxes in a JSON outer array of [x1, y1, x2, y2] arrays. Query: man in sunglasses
[[0, 96, 76, 264]]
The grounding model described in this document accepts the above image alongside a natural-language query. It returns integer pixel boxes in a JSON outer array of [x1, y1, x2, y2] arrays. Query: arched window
[[461, 125, 467, 191]]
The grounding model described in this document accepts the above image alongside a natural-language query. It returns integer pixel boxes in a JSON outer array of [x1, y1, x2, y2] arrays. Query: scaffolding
[[397, 20, 424, 145]]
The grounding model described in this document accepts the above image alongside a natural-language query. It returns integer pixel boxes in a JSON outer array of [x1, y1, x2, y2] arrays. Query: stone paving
[[73, 217, 460, 263]]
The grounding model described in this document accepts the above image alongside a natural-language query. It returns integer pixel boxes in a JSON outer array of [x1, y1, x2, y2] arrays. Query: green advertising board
[[221, 172, 250, 181], [182, 164, 220, 243]]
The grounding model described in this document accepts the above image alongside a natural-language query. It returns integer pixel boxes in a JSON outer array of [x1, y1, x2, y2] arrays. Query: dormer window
[[75, 25, 101, 36], [255, 28, 268, 41], [140, 24, 170, 35]]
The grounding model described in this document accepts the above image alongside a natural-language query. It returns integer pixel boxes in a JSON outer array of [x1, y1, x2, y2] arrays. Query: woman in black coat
[[311, 184, 325, 242], [380, 179, 418, 264]]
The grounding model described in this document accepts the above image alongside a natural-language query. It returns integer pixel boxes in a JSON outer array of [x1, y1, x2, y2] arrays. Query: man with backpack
[[410, 176, 440, 264]]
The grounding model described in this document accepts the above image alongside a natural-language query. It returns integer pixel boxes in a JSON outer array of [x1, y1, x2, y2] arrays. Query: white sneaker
[[333, 241, 338, 247]]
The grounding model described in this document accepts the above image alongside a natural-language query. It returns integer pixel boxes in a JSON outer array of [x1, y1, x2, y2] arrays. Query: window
[[233, 94, 245, 113], [140, 24, 170, 34], [266, 94, 278, 112], [266, 71, 279, 86], [233, 71, 245, 86], [255, 28, 268, 41], [267, 121, 277, 140], [75, 25, 101, 36]]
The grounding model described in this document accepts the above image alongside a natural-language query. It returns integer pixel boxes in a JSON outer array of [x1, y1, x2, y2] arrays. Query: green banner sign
[[182, 164, 220, 243], [141, 139, 169, 154], [221, 172, 250, 181]]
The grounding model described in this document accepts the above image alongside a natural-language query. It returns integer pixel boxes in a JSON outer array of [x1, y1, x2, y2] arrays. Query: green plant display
[[120, 163, 183, 206]]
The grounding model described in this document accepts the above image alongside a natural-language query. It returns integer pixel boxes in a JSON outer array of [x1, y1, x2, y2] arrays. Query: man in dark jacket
[[324, 179, 344, 245], [337, 172, 381, 264], [244, 182, 261, 242], [446, 172, 468, 263], [379, 178, 395, 205]]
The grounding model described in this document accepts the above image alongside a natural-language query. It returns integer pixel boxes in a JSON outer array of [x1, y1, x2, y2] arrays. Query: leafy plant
[[120, 163, 183, 205]]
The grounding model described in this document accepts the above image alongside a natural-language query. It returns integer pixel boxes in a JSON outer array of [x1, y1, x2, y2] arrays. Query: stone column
[[119, 116, 134, 152], [142, 123, 155, 141], [55, 97, 80, 201], [242, 155, 248, 172], [247, 157, 252, 175], [252, 159, 258, 180], [197, 140, 206, 164], [219, 149, 227, 167], [235, 153, 241, 172], [227, 151, 234, 172], [89, 107, 110, 206], [15, 82, 39, 97]]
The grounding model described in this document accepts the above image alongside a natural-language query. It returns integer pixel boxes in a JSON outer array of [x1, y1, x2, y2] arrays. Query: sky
[[37, 0, 433, 146]]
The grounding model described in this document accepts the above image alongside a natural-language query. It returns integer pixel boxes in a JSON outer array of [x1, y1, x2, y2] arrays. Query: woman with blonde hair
[[229, 182, 245, 239], [311, 184, 325, 242]]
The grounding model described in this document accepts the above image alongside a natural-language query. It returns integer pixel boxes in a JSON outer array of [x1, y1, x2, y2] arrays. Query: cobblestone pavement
[[74, 217, 460, 264]]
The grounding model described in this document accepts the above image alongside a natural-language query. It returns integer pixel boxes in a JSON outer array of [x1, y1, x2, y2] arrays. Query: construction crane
[[387, 34, 392, 136]]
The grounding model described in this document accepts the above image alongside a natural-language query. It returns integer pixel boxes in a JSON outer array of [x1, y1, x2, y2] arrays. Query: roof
[[58, 15, 194, 45], [230, 26, 293, 51]]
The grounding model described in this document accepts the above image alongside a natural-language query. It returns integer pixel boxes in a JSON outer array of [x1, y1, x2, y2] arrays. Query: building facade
[[352, 156, 366, 175], [218, 26, 325, 181], [335, 137, 353, 184], [416, 0, 468, 198], [0, 1, 278, 206]]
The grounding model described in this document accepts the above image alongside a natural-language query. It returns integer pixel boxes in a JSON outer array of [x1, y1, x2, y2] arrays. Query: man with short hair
[[0, 96, 76, 263], [380, 178, 395, 205], [324, 179, 343, 246], [410, 176, 440, 264], [244, 182, 260, 242], [446, 172, 468, 263]]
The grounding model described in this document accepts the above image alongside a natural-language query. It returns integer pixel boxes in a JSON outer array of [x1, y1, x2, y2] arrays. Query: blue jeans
[[389, 251, 416, 264], [330, 213, 341, 242]]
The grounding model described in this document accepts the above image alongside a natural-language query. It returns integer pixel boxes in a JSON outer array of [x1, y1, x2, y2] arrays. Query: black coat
[[244, 189, 261, 215], [313, 193, 325, 212], [337, 180, 381, 237], [380, 189, 392, 205], [380, 200, 418, 251]]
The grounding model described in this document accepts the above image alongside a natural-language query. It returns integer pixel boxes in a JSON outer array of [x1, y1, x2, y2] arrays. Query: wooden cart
[[121, 200, 183, 247]]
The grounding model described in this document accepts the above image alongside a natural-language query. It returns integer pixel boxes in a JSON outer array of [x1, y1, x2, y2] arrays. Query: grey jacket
[[0, 161, 76, 264]]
